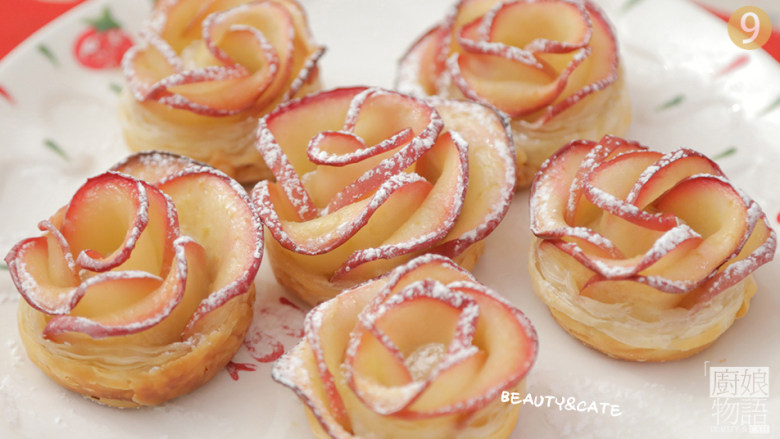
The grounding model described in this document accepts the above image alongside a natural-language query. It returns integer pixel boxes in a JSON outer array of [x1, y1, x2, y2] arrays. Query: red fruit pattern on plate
[[73, 7, 133, 70]]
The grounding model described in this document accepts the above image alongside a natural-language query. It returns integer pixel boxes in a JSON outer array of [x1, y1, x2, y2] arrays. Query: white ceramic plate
[[1, 0, 779, 438]]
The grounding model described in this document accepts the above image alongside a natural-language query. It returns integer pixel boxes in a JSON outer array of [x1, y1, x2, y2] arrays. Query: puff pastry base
[[513, 72, 631, 188], [302, 382, 525, 439], [17, 285, 255, 407], [528, 239, 755, 362], [118, 74, 321, 183], [266, 233, 485, 306]]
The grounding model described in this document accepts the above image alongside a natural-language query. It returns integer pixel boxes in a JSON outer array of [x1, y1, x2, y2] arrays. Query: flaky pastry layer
[[529, 239, 754, 361], [18, 279, 255, 407]]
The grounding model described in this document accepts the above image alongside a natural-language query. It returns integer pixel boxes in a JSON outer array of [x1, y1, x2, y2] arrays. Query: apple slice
[[272, 254, 537, 434], [42, 236, 203, 340], [457, 21, 543, 69], [322, 89, 444, 213], [331, 131, 468, 281], [122, 33, 181, 101], [486, 0, 591, 54], [530, 139, 622, 257], [155, 0, 216, 52], [60, 173, 178, 276], [628, 175, 750, 292], [531, 139, 595, 235], [396, 25, 448, 96], [125, 0, 323, 117], [580, 275, 687, 311], [532, 1, 619, 125], [583, 149, 677, 231], [405, 283, 535, 418], [564, 135, 647, 225], [683, 207, 777, 305], [553, 224, 702, 280], [306, 129, 413, 166], [5, 236, 80, 315], [262, 87, 364, 176], [346, 281, 480, 415], [302, 278, 389, 430], [626, 148, 725, 209], [449, 50, 578, 117], [302, 128, 416, 210], [196, 2, 292, 112], [427, 99, 515, 258], [258, 173, 432, 256], [445, 0, 515, 56], [257, 88, 371, 220], [110, 150, 205, 184], [157, 166, 263, 328]]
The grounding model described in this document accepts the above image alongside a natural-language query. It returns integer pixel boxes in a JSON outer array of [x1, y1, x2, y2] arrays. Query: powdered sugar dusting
[[272, 254, 538, 431], [256, 87, 510, 289], [332, 131, 468, 278], [427, 99, 516, 258], [122, 0, 322, 117], [532, 135, 777, 298], [6, 152, 262, 343], [397, 0, 621, 126]]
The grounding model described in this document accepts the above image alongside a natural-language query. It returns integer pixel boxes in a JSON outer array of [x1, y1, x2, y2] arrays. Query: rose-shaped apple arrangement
[[273, 254, 538, 439], [5, 152, 263, 407], [251, 87, 516, 305], [120, 0, 324, 183], [397, 0, 630, 187], [528, 136, 776, 362]]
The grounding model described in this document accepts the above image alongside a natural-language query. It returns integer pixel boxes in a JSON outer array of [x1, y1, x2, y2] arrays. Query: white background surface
[[0, 0, 779, 438]]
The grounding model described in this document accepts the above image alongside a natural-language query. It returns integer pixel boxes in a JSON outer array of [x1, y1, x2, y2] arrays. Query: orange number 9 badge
[[728, 6, 772, 50]]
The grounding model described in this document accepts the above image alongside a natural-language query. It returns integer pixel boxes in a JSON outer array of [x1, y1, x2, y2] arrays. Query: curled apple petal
[[124, 0, 321, 116], [332, 131, 468, 281], [273, 254, 537, 437], [252, 87, 514, 305], [7, 151, 263, 406], [397, 0, 629, 187], [61, 173, 179, 275], [528, 135, 776, 361], [120, 0, 324, 182], [5, 237, 80, 315]]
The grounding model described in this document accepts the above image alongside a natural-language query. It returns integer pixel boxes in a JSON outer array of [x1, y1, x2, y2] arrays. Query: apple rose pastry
[[397, 0, 630, 187], [4, 151, 263, 407], [120, 0, 324, 183], [528, 135, 777, 362], [251, 87, 516, 305], [273, 254, 538, 439]]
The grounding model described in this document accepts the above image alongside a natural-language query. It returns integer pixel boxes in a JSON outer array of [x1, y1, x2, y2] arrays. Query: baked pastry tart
[[5, 151, 263, 407], [273, 254, 538, 439], [251, 87, 516, 305], [528, 135, 776, 362], [120, 0, 324, 183], [397, 0, 630, 187]]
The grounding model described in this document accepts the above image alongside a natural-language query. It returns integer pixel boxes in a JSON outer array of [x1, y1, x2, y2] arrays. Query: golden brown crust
[[528, 239, 755, 362], [18, 285, 255, 407], [302, 381, 525, 439], [266, 231, 486, 306], [118, 91, 269, 183]]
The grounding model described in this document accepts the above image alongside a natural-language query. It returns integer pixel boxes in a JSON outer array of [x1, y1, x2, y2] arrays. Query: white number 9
[[740, 11, 760, 44]]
